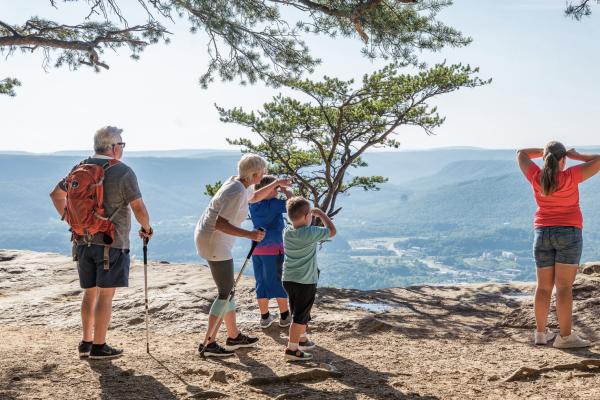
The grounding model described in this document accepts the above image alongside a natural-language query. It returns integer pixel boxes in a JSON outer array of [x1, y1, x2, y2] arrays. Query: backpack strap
[[103, 246, 110, 271], [91, 205, 123, 222], [102, 159, 120, 171], [108, 205, 123, 221], [71, 242, 78, 263], [95, 159, 123, 221]]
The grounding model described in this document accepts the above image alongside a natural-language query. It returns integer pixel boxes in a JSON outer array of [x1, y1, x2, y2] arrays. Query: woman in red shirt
[[518, 141, 600, 348]]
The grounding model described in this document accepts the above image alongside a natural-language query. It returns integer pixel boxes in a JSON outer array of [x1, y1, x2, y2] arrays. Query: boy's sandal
[[298, 339, 316, 351], [285, 348, 313, 361]]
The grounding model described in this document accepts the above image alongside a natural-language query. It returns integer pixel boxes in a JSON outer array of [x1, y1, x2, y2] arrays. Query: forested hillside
[[2, 148, 599, 289]]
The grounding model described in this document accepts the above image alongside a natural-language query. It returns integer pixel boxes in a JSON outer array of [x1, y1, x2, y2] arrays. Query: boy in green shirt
[[282, 196, 336, 361]]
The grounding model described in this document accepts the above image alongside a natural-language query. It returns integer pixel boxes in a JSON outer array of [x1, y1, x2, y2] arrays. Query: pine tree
[[565, 0, 600, 19], [218, 64, 489, 216], [1, 0, 470, 96]]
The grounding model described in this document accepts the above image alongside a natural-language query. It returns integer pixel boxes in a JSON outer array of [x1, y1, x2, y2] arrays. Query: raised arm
[[311, 208, 336, 238], [568, 149, 600, 181], [249, 177, 292, 203], [280, 186, 294, 199], [516, 148, 543, 176]]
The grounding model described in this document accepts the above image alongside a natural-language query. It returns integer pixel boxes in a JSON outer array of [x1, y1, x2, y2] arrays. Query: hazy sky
[[1, 0, 599, 153]]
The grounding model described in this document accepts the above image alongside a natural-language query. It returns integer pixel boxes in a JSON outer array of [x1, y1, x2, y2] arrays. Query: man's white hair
[[94, 126, 123, 153], [237, 153, 267, 180]]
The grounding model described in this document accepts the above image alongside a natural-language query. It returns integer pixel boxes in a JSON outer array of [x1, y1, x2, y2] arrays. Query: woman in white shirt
[[195, 153, 291, 357]]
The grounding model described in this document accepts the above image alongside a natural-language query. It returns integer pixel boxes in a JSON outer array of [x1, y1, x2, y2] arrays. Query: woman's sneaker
[[260, 313, 276, 329], [78, 341, 93, 358], [279, 313, 292, 328], [285, 348, 313, 361], [225, 333, 259, 350], [89, 343, 124, 360], [534, 329, 556, 345], [298, 339, 316, 351], [553, 332, 592, 349], [198, 342, 235, 357]]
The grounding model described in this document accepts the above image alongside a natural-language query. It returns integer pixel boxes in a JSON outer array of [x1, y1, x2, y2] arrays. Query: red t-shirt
[[526, 163, 583, 228]]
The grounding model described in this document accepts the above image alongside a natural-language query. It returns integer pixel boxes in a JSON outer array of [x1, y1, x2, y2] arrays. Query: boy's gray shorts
[[76, 245, 130, 288], [533, 226, 582, 268]]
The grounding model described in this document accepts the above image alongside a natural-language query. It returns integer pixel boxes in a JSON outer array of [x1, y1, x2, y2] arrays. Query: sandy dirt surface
[[1, 249, 600, 399]]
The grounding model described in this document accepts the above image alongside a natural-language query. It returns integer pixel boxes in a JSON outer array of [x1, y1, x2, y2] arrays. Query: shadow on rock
[[235, 346, 439, 400], [262, 326, 289, 346], [318, 285, 512, 341], [146, 354, 228, 399], [314, 346, 440, 400], [498, 274, 600, 342], [555, 347, 600, 359], [0, 363, 58, 399], [88, 359, 179, 400]]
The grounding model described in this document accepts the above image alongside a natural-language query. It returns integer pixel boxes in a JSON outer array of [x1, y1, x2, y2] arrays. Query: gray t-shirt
[[59, 156, 142, 249]]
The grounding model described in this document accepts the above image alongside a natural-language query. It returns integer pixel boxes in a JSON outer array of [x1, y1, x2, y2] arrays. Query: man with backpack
[[50, 126, 153, 360]]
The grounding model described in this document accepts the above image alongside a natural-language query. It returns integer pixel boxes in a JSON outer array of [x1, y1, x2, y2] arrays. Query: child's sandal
[[285, 348, 313, 361]]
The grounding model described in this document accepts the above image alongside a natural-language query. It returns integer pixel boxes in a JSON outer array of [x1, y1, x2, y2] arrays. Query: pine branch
[[0, 19, 167, 70], [0, 77, 21, 96]]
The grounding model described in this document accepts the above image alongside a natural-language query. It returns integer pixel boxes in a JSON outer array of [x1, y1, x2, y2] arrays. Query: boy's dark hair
[[255, 175, 276, 191], [286, 196, 311, 221]]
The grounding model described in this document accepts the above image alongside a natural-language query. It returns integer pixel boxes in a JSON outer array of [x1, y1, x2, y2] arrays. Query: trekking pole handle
[[246, 228, 265, 259]]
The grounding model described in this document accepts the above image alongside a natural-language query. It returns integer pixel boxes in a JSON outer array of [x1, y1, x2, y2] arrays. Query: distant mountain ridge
[[407, 159, 517, 190], [0, 149, 240, 158], [3, 148, 600, 288]]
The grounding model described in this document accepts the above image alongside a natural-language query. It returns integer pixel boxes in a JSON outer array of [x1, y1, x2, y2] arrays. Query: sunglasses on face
[[112, 142, 126, 149]]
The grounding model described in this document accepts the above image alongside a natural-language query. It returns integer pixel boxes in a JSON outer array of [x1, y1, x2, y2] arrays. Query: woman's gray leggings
[[208, 259, 237, 317]]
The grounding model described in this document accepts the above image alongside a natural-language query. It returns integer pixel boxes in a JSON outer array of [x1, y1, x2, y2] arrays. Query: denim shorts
[[533, 226, 583, 268]]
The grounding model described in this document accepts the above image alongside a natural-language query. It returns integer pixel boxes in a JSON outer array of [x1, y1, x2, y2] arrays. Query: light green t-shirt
[[282, 225, 330, 284]]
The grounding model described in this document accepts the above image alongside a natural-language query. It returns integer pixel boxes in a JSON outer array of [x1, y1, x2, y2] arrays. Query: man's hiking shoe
[[285, 348, 313, 361], [279, 313, 292, 328], [89, 343, 123, 360], [553, 332, 591, 349], [225, 333, 259, 350], [78, 341, 93, 358], [534, 329, 556, 345], [260, 313, 276, 329], [198, 342, 235, 358], [298, 339, 316, 351]]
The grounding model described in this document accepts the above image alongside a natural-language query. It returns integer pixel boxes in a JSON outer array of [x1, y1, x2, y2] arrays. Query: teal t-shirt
[[282, 225, 330, 284]]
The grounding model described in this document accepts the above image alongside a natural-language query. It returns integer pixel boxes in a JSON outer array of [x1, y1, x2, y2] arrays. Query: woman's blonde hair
[[541, 140, 567, 196], [237, 153, 267, 180]]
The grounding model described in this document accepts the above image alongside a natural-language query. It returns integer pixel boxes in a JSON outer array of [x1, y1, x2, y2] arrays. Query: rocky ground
[[1, 249, 600, 399]]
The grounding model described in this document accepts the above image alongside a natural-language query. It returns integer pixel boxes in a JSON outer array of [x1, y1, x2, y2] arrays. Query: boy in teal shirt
[[282, 196, 336, 361]]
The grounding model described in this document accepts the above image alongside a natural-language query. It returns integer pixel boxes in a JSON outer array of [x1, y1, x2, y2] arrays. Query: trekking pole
[[200, 228, 264, 358], [143, 237, 150, 354]]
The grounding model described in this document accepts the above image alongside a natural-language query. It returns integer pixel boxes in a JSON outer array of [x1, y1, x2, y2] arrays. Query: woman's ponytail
[[540, 141, 566, 196]]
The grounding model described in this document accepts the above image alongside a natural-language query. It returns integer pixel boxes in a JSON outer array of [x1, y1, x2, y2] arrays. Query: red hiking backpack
[[62, 159, 120, 245]]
